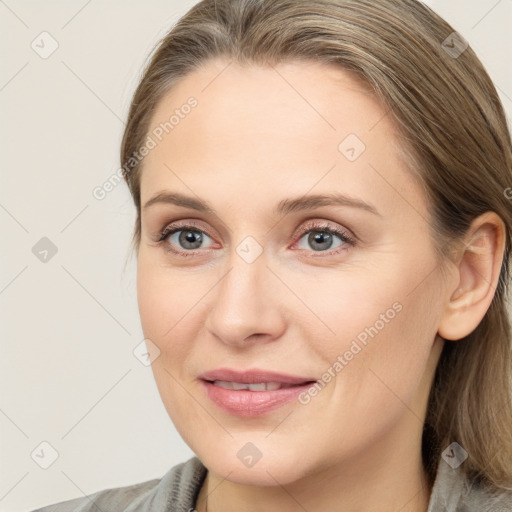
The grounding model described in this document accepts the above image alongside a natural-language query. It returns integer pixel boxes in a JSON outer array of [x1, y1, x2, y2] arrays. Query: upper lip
[[199, 368, 317, 385]]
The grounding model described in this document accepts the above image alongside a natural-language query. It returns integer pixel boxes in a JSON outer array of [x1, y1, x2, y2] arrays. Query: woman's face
[[137, 59, 448, 485]]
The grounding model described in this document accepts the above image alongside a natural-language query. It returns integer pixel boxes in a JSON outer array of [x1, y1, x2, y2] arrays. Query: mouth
[[199, 367, 317, 386], [204, 380, 316, 391], [198, 368, 317, 416]]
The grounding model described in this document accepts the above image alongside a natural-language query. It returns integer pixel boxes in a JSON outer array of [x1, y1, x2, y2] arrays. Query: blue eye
[[158, 225, 214, 256], [295, 225, 355, 253]]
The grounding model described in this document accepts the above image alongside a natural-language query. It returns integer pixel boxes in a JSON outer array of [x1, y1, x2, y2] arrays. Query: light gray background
[[1, 1, 511, 511]]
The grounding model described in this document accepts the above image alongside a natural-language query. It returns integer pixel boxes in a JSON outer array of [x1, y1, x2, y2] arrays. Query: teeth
[[212, 380, 288, 391]]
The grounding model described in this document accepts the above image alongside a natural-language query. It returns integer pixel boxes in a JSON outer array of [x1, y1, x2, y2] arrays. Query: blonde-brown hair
[[121, 0, 512, 493]]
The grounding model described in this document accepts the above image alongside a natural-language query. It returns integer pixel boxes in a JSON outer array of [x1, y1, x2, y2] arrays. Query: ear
[[438, 212, 506, 341]]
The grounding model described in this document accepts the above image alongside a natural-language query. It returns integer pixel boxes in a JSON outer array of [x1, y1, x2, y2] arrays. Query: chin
[[208, 457, 308, 486], [193, 437, 315, 486]]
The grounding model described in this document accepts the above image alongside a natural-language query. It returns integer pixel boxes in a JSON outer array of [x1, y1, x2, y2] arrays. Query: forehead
[[139, 59, 426, 220], [148, 59, 384, 147]]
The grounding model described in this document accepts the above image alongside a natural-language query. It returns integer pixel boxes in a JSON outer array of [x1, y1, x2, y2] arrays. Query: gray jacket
[[30, 455, 512, 511]]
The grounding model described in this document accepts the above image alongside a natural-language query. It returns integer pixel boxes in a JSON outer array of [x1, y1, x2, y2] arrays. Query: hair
[[120, 0, 512, 494]]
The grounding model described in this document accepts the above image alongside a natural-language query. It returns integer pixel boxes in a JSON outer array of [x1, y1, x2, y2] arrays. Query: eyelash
[[155, 220, 356, 258]]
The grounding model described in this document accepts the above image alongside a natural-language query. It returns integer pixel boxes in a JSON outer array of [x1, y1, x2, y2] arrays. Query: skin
[[136, 59, 506, 512]]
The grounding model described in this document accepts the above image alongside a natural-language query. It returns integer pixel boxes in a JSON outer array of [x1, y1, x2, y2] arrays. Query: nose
[[204, 254, 286, 348]]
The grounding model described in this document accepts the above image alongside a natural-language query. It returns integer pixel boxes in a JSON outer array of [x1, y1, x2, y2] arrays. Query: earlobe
[[438, 212, 506, 341]]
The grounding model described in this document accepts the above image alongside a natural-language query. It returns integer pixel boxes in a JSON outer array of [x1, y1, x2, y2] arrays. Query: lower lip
[[201, 380, 314, 417]]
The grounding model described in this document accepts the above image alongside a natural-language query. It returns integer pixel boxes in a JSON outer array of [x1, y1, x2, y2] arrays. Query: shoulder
[[29, 456, 207, 512], [428, 456, 512, 512]]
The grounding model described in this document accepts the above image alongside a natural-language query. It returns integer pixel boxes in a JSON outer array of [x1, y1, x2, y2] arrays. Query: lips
[[199, 368, 317, 416]]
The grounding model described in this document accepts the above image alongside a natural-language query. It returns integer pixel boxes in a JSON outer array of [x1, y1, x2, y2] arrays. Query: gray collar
[[427, 456, 512, 511]]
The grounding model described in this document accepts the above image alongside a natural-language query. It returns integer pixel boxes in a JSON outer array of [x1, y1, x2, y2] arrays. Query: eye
[[157, 223, 215, 256], [294, 221, 356, 254]]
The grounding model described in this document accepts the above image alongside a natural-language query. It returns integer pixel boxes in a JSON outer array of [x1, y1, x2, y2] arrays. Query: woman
[[32, 0, 512, 510]]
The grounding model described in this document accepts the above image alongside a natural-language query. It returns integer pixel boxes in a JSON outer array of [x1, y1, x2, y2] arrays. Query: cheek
[[136, 256, 197, 391], [136, 256, 208, 430], [301, 248, 441, 410], [318, 240, 440, 358], [329, 284, 439, 425], [136, 253, 205, 343], [298, 288, 440, 468]]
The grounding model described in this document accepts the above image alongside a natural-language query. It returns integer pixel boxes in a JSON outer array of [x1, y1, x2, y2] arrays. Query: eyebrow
[[143, 191, 381, 217]]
